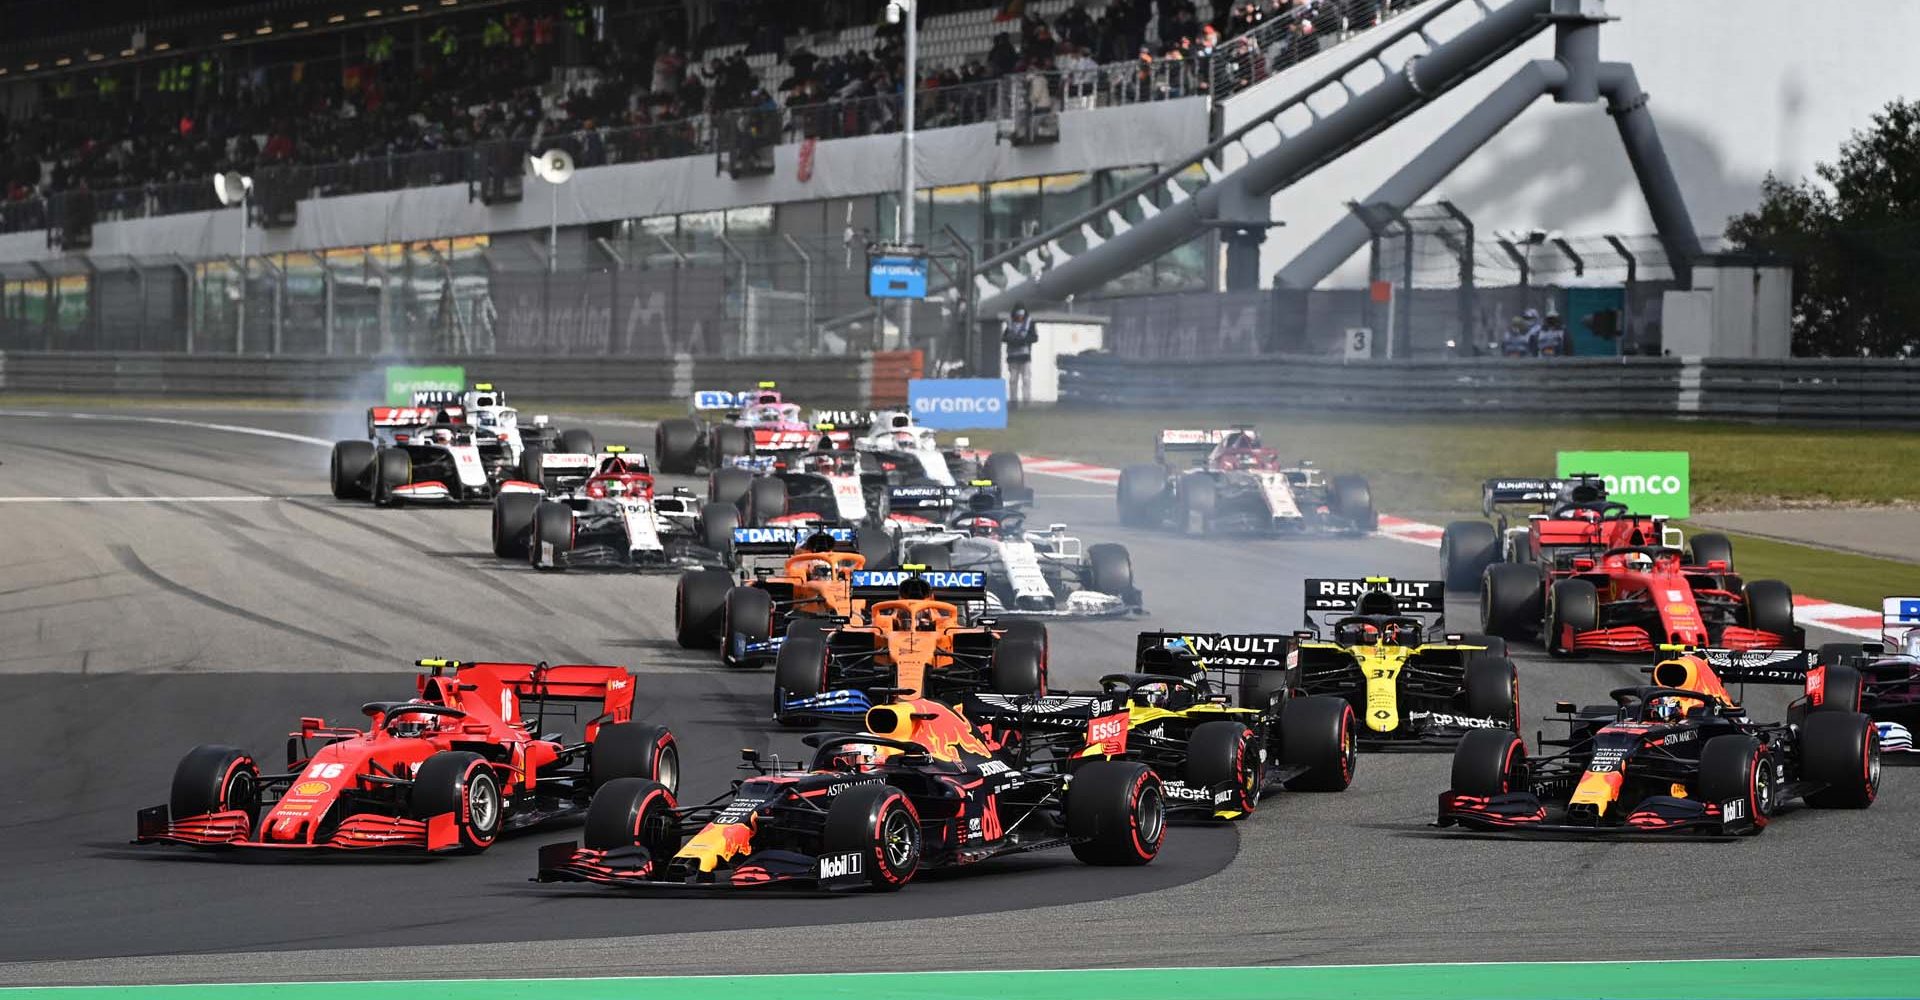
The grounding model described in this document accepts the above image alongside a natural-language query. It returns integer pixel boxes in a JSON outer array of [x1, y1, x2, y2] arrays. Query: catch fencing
[[1057, 354, 1920, 423]]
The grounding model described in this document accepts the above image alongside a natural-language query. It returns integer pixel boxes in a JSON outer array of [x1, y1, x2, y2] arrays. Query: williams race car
[[535, 697, 1164, 891], [330, 384, 594, 505], [136, 658, 677, 854], [896, 489, 1142, 619], [964, 630, 1357, 820], [1813, 596, 1920, 753], [1116, 428, 1376, 535], [1291, 577, 1519, 748], [773, 568, 1049, 725], [1436, 646, 1880, 836], [1451, 478, 1800, 654]]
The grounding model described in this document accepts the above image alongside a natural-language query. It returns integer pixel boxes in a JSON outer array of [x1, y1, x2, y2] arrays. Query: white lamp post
[[212, 171, 253, 352]]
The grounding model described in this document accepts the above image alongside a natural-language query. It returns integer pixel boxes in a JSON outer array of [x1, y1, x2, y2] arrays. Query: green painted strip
[[7, 957, 1919, 1000]]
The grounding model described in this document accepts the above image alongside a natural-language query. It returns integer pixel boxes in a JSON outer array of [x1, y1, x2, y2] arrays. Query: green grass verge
[[961, 408, 1920, 513], [1700, 529, 1920, 611]]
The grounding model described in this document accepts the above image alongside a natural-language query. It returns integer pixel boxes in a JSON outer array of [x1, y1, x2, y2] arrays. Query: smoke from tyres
[[868, 255, 929, 299]]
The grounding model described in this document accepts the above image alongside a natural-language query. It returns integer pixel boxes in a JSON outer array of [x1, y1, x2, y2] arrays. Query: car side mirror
[[740, 747, 760, 764], [1706, 559, 1728, 572], [1572, 558, 1595, 572], [1554, 700, 1576, 714]]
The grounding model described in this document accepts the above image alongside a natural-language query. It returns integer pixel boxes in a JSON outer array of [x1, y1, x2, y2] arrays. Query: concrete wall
[[1224, 0, 1920, 286], [0, 98, 1207, 265]]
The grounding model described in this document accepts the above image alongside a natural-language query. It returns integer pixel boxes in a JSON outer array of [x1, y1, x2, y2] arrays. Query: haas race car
[[1446, 477, 1800, 655], [1436, 646, 1880, 836], [1813, 596, 1920, 753], [1291, 577, 1519, 748], [965, 630, 1357, 821], [535, 697, 1165, 891], [492, 447, 710, 571], [136, 658, 677, 854], [330, 383, 595, 506], [896, 487, 1142, 619], [1116, 428, 1376, 535]]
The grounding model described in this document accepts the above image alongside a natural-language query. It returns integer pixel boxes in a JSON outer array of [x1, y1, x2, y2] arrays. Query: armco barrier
[[1060, 354, 1920, 422], [0, 353, 873, 406]]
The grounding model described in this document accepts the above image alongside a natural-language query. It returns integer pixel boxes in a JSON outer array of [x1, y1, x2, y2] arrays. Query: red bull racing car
[[535, 697, 1164, 891], [135, 658, 677, 854], [1437, 647, 1880, 836]]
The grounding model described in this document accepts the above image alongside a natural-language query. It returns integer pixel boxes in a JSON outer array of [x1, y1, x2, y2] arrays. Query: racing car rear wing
[[1679, 647, 1818, 684], [880, 484, 967, 516], [730, 526, 858, 573], [1133, 631, 1291, 670], [849, 569, 987, 604], [1302, 577, 1444, 628], [367, 405, 464, 433], [1154, 429, 1230, 466], [1479, 475, 1607, 516], [538, 452, 595, 492], [1880, 596, 1920, 649]]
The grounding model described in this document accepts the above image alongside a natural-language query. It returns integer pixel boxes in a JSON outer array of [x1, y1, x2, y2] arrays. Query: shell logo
[[293, 781, 331, 796]]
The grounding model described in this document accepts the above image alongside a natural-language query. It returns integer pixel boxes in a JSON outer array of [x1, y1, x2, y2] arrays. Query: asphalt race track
[[1, 406, 1913, 986]]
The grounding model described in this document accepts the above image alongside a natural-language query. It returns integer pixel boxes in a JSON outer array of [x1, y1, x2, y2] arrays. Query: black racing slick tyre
[[1456, 633, 1510, 659], [1699, 734, 1772, 832], [745, 476, 788, 527], [1744, 579, 1797, 640], [709, 467, 754, 508], [990, 639, 1045, 696], [1801, 710, 1881, 809], [1441, 520, 1498, 591], [410, 751, 503, 853], [710, 424, 751, 466], [721, 586, 774, 666], [530, 501, 574, 570], [170, 744, 262, 828], [1811, 664, 1865, 714], [519, 445, 546, 485], [822, 783, 922, 890], [1548, 578, 1599, 632], [1331, 474, 1377, 533], [1186, 720, 1261, 816], [560, 428, 596, 456], [674, 568, 733, 649], [984, 452, 1028, 501], [655, 419, 702, 475], [330, 440, 375, 500], [1481, 563, 1543, 640], [1688, 532, 1735, 571], [1086, 543, 1133, 597], [1067, 761, 1165, 866], [371, 447, 411, 507], [699, 501, 741, 555], [583, 777, 679, 858], [1278, 696, 1357, 792], [774, 634, 829, 727], [590, 722, 680, 796], [998, 619, 1050, 658], [1116, 464, 1169, 528], [492, 493, 539, 559], [1177, 473, 1216, 535], [1451, 729, 1528, 797], [1464, 652, 1521, 731]]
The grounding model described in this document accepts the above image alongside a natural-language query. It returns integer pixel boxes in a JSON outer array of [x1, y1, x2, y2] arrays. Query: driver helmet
[[1383, 621, 1419, 646], [604, 478, 629, 497], [807, 560, 835, 581], [426, 428, 455, 446], [391, 701, 439, 738], [1133, 680, 1171, 708], [1624, 551, 1654, 573], [893, 430, 919, 449], [967, 516, 1000, 539], [1647, 695, 1684, 723], [1337, 621, 1383, 646], [1233, 451, 1262, 470], [825, 741, 884, 772]]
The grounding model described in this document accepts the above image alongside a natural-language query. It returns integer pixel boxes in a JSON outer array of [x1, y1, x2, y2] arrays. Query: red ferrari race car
[[536, 697, 1163, 891], [1446, 477, 1799, 655], [135, 658, 677, 854]]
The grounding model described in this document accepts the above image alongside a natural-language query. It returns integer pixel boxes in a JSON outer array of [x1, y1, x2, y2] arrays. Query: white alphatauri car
[[492, 448, 713, 571], [848, 410, 1032, 503], [896, 502, 1142, 619]]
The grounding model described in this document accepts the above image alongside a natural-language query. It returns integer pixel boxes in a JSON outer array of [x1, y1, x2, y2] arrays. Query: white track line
[[0, 409, 332, 447], [0, 495, 280, 503]]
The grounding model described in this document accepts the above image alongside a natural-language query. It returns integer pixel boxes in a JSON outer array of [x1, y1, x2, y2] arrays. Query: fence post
[[323, 261, 336, 355], [175, 256, 196, 353]]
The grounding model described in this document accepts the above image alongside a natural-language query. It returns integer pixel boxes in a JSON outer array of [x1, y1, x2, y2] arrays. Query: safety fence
[[1058, 354, 1920, 422], [0, 350, 926, 407]]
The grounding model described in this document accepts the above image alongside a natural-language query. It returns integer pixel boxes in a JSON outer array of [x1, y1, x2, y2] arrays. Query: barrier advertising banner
[[384, 365, 465, 404], [909, 378, 1008, 430], [1556, 450, 1690, 518]]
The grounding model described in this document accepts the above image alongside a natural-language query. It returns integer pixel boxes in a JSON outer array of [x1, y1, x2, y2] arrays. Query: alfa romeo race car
[[965, 631, 1357, 820], [136, 658, 677, 854], [773, 568, 1049, 725], [1813, 596, 1920, 753], [1291, 577, 1519, 747], [1116, 428, 1376, 535], [896, 490, 1142, 619], [1436, 646, 1880, 836], [535, 697, 1164, 891], [492, 447, 711, 571], [1454, 478, 1800, 654], [674, 526, 883, 665], [329, 384, 595, 505]]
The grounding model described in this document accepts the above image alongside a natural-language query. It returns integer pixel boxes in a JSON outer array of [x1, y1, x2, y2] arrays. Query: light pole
[[529, 148, 577, 273], [888, 0, 916, 350], [213, 171, 253, 353]]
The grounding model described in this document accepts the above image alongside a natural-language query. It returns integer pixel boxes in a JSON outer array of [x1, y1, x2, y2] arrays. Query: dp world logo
[[909, 379, 1008, 430]]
